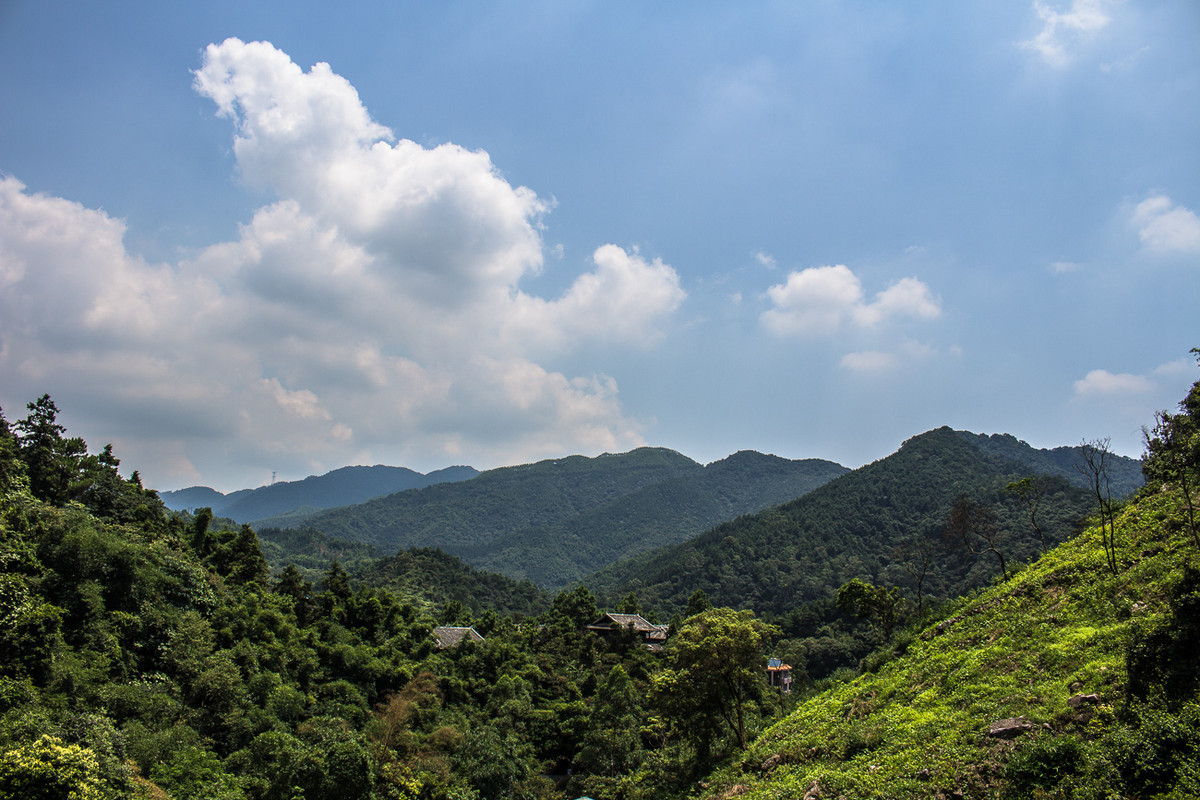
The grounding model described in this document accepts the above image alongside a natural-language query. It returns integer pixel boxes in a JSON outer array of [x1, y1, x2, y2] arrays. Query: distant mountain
[[587, 427, 1142, 616], [293, 447, 848, 588], [466, 450, 850, 588], [159, 464, 480, 523]]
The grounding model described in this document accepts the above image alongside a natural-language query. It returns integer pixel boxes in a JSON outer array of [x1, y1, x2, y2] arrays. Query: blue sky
[[1, 1, 1197, 492]]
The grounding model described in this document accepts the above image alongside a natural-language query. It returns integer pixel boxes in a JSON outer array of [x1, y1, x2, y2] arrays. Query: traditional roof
[[432, 626, 484, 649], [766, 657, 792, 671], [586, 613, 669, 640]]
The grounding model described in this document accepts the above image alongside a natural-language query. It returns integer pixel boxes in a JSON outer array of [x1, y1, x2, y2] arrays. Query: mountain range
[[158, 463, 480, 523], [267, 447, 850, 589]]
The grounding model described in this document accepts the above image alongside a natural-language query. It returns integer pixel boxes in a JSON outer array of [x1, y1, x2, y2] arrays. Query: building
[[766, 657, 793, 692], [432, 626, 484, 649], [586, 613, 669, 651]]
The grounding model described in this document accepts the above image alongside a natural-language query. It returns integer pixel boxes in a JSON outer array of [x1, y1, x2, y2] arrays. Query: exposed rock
[[987, 717, 1038, 739], [760, 754, 781, 774], [715, 785, 750, 800], [802, 779, 823, 799], [1068, 693, 1101, 708]]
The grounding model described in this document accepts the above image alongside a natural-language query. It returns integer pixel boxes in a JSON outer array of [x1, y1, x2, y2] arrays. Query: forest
[[1, 356, 1198, 799]]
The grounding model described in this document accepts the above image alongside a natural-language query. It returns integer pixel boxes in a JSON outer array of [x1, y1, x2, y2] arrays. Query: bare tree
[[893, 535, 934, 618], [1006, 476, 1049, 554], [1077, 438, 1119, 574], [944, 494, 1010, 582]]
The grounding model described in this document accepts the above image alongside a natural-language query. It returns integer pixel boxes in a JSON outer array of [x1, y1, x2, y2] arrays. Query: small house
[[586, 613, 669, 651], [432, 626, 484, 649], [766, 657, 792, 692]]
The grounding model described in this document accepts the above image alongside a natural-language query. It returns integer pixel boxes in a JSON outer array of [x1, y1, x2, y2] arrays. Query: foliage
[[288, 448, 846, 589]]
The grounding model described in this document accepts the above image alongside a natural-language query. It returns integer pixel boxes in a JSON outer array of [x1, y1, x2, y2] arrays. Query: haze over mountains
[[159, 464, 480, 523]]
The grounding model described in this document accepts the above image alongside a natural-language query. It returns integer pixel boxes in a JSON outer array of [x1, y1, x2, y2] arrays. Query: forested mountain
[[160, 464, 480, 523], [292, 448, 848, 588], [588, 427, 1141, 619], [695, 467, 1200, 798], [2, 370, 1197, 799]]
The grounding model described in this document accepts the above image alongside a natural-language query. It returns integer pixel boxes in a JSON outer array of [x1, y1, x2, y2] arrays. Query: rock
[[1069, 681, 1083, 692], [760, 754, 781, 774], [802, 779, 823, 799], [1068, 693, 1101, 708], [988, 717, 1038, 739]]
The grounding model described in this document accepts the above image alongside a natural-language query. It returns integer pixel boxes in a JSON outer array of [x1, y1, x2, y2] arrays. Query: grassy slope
[[699, 488, 1197, 799]]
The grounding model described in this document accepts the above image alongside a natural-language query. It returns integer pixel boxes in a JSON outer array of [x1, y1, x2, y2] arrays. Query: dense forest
[[2, 357, 1197, 798]]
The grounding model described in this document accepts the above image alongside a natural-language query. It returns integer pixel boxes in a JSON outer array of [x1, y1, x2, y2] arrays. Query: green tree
[[575, 665, 642, 779], [836, 578, 906, 640], [0, 734, 106, 800], [1144, 359, 1200, 549], [653, 607, 776, 753]]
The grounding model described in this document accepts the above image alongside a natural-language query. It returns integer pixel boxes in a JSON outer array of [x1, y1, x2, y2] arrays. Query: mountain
[[159, 463, 480, 522], [466, 450, 850, 588], [694, 475, 1197, 799], [291, 447, 848, 588], [587, 427, 1142, 617]]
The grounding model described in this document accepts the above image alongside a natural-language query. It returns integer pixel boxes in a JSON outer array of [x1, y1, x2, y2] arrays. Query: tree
[[1078, 438, 1120, 573], [575, 665, 642, 779], [836, 578, 905, 640], [945, 493, 1010, 582], [1144, 359, 1200, 549], [653, 607, 777, 753], [686, 588, 712, 617], [0, 735, 106, 800], [15, 394, 80, 504], [892, 536, 934, 618], [1007, 476, 1049, 554]]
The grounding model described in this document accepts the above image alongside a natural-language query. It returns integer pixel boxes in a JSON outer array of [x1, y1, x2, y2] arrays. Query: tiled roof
[[432, 626, 484, 648]]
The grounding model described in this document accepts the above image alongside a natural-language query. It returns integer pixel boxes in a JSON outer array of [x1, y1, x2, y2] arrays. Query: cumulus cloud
[[1131, 195, 1200, 255], [1020, 0, 1116, 67], [0, 38, 686, 488], [1073, 369, 1154, 396], [761, 265, 940, 337]]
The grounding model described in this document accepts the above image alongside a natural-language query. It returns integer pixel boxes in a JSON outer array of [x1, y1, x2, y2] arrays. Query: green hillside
[[695, 484, 1200, 799], [465, 451, 849, 588], [294, 447, 846, 588], [589, 428, 1139, 617]]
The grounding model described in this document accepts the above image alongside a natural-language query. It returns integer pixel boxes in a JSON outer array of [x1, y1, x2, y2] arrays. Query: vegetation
[[285, 448, 847, 589], [2, 355, 1194, 799]]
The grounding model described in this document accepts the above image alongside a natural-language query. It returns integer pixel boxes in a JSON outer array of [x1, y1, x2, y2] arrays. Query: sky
[[1, 1, 1198, 493]]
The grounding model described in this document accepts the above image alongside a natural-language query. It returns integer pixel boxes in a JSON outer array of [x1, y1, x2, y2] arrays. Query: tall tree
[[1078, 438, 1120, 573], [653, 607, 776, 753]]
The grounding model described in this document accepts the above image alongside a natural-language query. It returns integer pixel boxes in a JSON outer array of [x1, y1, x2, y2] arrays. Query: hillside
[[160, 464, 480, 523], [588, 428, 1141, 617], [695, 482, 1199, 799], [465, 451, 849, 588], [295, 447, 848, 588]]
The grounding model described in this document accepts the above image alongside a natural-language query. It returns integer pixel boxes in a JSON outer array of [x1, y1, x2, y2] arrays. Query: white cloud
[[1020, 0, 1115, 67], [1050, 260, 1083, 273], [840, 351, 898, 372], [761, 265, 940, 336], [0, 38, 686, 488], [1131, 195, 1200, 255], [1073, 369, 1154, 396]]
